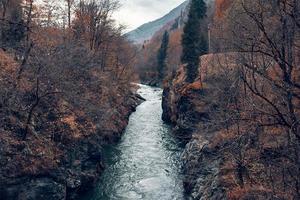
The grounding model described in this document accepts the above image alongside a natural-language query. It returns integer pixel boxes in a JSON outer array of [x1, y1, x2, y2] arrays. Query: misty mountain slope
[[125, 1, 189, 43]]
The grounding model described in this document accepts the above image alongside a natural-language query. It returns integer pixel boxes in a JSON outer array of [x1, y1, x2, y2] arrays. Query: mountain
[[125, 1, 189, 44]]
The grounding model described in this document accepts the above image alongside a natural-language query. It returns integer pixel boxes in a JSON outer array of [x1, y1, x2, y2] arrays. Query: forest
[[0, 0, 300, 199], [161, 0, 300, 199], [0, 0, 143, 199]]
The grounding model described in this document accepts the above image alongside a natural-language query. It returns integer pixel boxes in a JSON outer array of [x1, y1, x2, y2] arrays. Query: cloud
[[113, 0, 186, 32]]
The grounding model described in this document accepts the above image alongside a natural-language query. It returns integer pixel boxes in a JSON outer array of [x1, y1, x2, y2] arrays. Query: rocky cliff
[[162, 58, 227, 199], [162, 53, 298, 199]]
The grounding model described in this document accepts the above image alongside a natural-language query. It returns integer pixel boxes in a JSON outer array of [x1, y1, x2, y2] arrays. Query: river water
[[82, 84, 184, 200]]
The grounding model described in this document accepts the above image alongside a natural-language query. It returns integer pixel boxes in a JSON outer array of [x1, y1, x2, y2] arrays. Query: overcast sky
[[113, 0, 186, 32]]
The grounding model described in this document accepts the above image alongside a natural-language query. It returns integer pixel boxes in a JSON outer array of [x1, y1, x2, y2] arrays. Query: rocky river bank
[[0, 87, 144, 200], [161, 53, 297, 200], [161, 64, 227, 199], [161, 54, 242, 199]]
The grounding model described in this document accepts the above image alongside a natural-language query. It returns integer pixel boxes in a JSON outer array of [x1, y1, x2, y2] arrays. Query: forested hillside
[[134, 0, 215, 86], [0, 0, 143, 199], [125, 0, 189, 44], [162, 0, 300, 199], [0, 0, 299, 199]]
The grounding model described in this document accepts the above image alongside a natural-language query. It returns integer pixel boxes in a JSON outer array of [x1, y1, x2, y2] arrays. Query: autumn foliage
[[0, 0, 140, 197], [163, 0, 300, 199], [214, 0, 233, 18]]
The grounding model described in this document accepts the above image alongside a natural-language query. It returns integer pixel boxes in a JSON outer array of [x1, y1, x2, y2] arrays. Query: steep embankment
[[162, 54, 228, 199], [162, 53, 298, 199], [0, 50, 144, 199]]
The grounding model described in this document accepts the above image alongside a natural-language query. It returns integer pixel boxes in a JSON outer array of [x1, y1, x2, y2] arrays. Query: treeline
[[0, 0, 137, 140], [0, 0, 141, 198], [135, 27, 183, 87], [135, 0, 214, 86]]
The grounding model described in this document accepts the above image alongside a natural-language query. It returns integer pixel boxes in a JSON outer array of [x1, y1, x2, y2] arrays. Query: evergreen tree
[[157, 31, 169, 82], [181, 0, 208, 83]]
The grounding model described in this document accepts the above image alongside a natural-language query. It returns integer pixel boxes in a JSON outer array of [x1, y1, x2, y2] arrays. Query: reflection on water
[[82, 84, 184, 200]]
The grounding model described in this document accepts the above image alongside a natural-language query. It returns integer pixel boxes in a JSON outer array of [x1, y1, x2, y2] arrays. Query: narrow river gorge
[[82, 84, 185, 200]]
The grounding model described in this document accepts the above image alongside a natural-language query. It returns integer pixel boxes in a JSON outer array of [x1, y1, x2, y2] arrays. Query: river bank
[[0, 79, 144, 200], [162, 53, 300, 199], [162, 62, 227, 199]]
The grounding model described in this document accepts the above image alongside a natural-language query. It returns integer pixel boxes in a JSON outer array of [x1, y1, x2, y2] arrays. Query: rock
[[162, 66, 226, 199], [0, 178, 66, 200], [161, 87, 173, 123], [180, 136, 226, 199]]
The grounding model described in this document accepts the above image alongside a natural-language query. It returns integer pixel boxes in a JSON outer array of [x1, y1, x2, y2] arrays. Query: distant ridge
[[125, 1, 189, 44]]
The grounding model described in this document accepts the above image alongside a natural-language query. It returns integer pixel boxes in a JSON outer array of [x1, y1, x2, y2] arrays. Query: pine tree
[[181, 0, 208, 83], [157, 31, 169, 82]]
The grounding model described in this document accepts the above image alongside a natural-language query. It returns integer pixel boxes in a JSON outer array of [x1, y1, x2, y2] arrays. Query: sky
[[113, 0, 186, 32]]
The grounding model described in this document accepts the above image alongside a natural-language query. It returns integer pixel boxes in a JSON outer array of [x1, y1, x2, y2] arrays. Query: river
[[81, 84, 184, 200]]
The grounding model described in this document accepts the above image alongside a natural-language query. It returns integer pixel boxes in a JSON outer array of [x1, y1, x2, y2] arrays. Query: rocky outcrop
[[162, 65, 209, 141], [1, 178, 66, 200], [181, 136, 226, 200], [0, 92, 144, 200], [162, 53, 300, 199], [162, 60, 227, 199]]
